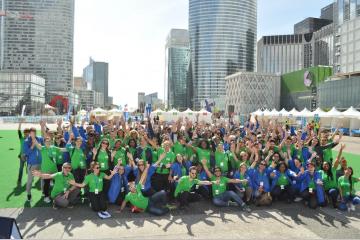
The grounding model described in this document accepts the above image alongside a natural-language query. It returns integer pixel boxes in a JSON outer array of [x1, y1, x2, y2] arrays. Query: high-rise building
[[0, 0, 75, 101], [73, 77, 87, 91], [165, 29, 190, 111], [189, 0, 257, 109], [294, 17, 332, 34], [83, 58, 109, 107], [321, 3, 335, 21]]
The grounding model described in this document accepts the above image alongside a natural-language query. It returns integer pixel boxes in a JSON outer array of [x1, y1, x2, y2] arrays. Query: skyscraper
[[0, 0, 75, 101], [165, 29, 190, 110], [189, 0, 257, 109], [83, 58, 109, 107]]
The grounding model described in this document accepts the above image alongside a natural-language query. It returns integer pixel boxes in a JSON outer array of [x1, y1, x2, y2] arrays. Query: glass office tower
[[0, 0, 75, 99], [189, 0, 257, 109], [165, 29, 190, 110]]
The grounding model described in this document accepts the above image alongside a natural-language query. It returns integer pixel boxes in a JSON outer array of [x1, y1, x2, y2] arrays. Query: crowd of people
[[17, 114, 360, 219]]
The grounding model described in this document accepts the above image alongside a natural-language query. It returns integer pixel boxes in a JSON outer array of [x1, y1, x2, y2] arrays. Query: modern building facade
[[280, 66, 333, 111], [74, 89, 104, 111], [165, 29, 190, 111], [83, 58, 109, 107], [318, 76, 360, 110], [257, 34, 305, 74], [225, 72, 281, 115], [189, 0, 257, 109], [294, 18, 332, 35], [0, 0, 75, 99], [0, 72, 45, 116], [138, 92, 163, 112], [321, 3, 335, 21], [73, 77, 87, 91], [313, 23, 335, 67]]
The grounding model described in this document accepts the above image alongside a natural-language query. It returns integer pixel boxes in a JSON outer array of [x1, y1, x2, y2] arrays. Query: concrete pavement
[[0, 202, 359, 239]]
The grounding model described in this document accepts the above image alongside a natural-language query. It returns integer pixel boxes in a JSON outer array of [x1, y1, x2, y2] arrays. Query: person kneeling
[[32, 162, 80, 209], [69, 161, 116, 219]]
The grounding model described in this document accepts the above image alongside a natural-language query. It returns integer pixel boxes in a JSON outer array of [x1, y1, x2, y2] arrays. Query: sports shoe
[[97, 212, 106, 219], [350, 203, 356, 211], [294, 197, 303, 202], [165, 204, 177, 210], [228, 201, 238, 207], [241, 203, 251, 213], [27, 194, 32, 202], [101, 211, 111, 218], [44, 197, 51, 203]]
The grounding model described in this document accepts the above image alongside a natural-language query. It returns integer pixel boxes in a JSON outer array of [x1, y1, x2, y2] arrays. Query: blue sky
[[74, 0, 334, 107]]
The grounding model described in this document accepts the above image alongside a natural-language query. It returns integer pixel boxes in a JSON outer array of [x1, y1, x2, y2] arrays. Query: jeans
[[344, 195, 360, 205], [147, 190, 169, 216], [88, 192, 107, 212], [178, 191, 202, 207], [54, 188, 80, 208], [301, 189, 319, 209], [26, 164, 40, 195], [213, 190, 244, 207], [271, 185, 295, 202], [326, 188, 339, 207]]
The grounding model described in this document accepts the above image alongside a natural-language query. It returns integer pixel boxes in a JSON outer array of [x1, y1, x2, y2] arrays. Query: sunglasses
[[190, 172, 197, 175], [138, 164, 144, 166], [102, 142, 109, 145], [94, 167, 100, 169], [63, 167, 72, 169], [260, 163, 266, 166]]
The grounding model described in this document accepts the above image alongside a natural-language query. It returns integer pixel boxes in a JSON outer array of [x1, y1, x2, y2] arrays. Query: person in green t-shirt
[[202, 160, 251, 212], [119, 170, 170, 216], [17, 120, 29, 185], [175, 166, 212, 209], [338, 167, 360, 211], [67, 137, 87, 184], [153, 141, 175, 192], [215, 143, 229, 175], [32, 162, 80, 208], [111, 140, 127, 166], [69, 161, 116, 219]]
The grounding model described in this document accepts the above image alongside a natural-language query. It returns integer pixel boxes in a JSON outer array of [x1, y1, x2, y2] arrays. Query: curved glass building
[[189, 0, 257, 109]]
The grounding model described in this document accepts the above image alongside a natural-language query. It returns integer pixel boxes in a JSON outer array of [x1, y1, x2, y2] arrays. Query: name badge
[[280, 185, 284, 190], [220, 162, 224, 167], [63, 188, 67, 193], [100, 162, 105, 168], [195, 185, 199, 189], [95, 189, 99, 195], [121, 187, 125, 192], [309, 188, 313, 193], [292, 180, 296, 185], [215, 189, 220, 195], [260, 181, 264, 186]]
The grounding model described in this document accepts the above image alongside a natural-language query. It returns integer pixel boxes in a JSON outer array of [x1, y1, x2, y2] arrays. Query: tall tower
[[165, 29, 190, 110], [0, 0, 75, 101], [189, 0, 257, 109]]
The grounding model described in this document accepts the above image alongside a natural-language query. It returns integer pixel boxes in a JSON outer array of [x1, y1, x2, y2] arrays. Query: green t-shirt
[[174, 176, 200, 197], [114, 147, 127, 166], [156, 148, 175, 174], [277, 173, 289, 186], [40, 146, 58, 173], [281, 144, 295, 156], [197, 147, 211, 169], [338, 176, 359, 196], [84, 172, 105, 193], [125, 184, 149, 209], [211, 176, 229, 196], [309, 179, 316, 190], [215, 151, 229, 173], [172, 141, 186, 156], [97, 150, 109, 171], [67, 146, 86, 170], [320, 169, 337, 190], [55, 147, 64, 165], [51, 172, 74, 198]]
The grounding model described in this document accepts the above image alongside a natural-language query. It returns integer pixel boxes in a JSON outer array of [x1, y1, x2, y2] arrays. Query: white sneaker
[[97, 212, 106, 219], [294, 197, 303, 202], [44, 197, 51, 203], [350, 203, 356, 211], [101, 211, 111, 218]]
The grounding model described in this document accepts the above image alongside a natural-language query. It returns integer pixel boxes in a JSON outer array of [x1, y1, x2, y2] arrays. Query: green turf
[[0, 130, 359, 209]]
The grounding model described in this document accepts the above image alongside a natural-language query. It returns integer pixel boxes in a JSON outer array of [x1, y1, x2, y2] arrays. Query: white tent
[[78, 109, 87, 116], [150, 109, 165, 121], [343, 107, 360, 136], [252, 109, 263, 116], [197, 109, 212, 123], [279, 108, 289, 117], [181, 108, 196, 122], [263, 109, 271, 117], [90, 107, 107, 117], [271, 108, 280, 117], [324, 107, 342, 118], [312, 107, 326, 117], [165, 108, 180, 121], [299, 108, 313, 118], [288, 108, 300, 117], [108, 108, 123, 117], [342, 106, 360, 118]]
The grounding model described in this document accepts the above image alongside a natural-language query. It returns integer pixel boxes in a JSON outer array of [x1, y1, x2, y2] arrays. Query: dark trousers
[[301, 189, 318, 209], [152, 173, 170, 192], [43, 179, 51, 197], [115, 191, 126, 206], [73, 168, 86, 183], [178, 191, 202, 207], [17, 155, 26, 183], [147, 190, 169, 216], [271, 185, 295, 202], [326, 188, 339, 208], [141, 188, 156, 197], [88, 192, 107, 212], [194, 185, 210, 199]]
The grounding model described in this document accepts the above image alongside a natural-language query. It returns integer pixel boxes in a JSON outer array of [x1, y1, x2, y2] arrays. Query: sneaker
[[165, 204, 177, 210], [241, 203, 251, 213], [350, 203, 356, 211], [44, 197, 51, 203], [101, 211, 111, 218], [27, 194, 32, 202], [228, 201, 238, 207], [67, 205, 74, 209], [97, 212, 106, 219], [294, 197, 303, 202]]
